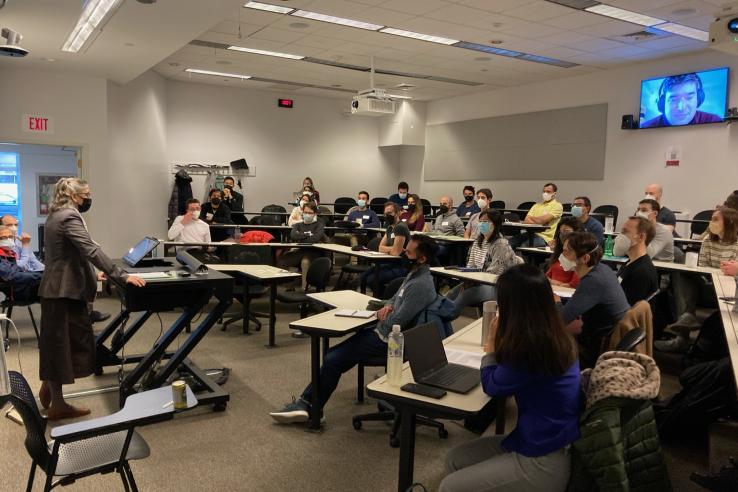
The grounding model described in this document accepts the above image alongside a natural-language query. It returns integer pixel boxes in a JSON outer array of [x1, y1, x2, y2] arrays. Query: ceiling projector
[[351, 89, 396, 116], [709, 1, 738, 55], [0, 28, 28, 57]]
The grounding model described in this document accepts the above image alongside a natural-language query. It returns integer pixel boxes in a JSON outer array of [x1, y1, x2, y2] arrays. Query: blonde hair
[[50, 177, 88, 212]]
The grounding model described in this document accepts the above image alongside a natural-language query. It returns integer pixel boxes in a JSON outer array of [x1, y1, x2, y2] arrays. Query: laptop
[[122, 237, 170, 270], [404, 322, 480, 394]]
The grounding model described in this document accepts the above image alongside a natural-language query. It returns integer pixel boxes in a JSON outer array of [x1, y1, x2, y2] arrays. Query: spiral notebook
[[334, 309, 376, 319]]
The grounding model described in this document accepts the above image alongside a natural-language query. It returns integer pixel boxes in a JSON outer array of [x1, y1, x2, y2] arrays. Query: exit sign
[[22, 114, 54, 134], [278, 98, 294, 108]]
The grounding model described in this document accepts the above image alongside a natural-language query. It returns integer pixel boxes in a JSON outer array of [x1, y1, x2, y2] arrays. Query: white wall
[[166, 80, 401, 208], [410, 50, 738, 228]]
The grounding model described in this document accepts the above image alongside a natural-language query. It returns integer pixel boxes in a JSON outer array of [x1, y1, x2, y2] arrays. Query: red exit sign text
[[22, 114, 55, 134]]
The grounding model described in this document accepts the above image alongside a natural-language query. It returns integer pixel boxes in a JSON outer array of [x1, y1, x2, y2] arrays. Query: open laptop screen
[[122, 237, 160, 267], [403, 321, 448, 380]]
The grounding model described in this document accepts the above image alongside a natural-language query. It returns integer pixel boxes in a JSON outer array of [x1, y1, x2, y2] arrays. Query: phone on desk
[[401, 383, 446, 399], [444, 266, 481, 272]]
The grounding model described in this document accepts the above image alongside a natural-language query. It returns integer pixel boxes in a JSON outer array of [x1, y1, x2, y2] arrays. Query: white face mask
[[398, 192, 408, 199], [191, 210, 200, 220], [613, 234, 634, 257], [303, 213, 316, 224], [8, 225, 18, 235], [0, 238, 14, 249], [558, 253, 578, 272], [477, 198, 487, 209], [644, 194, 657, 201], [542, 192, 554, 202], [635, 210, 651, 220]]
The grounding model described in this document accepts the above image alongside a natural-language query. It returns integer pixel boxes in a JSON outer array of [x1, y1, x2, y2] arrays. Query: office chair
[[0, 281, 39, 345], [562, 203, 572, 213], [592, 204, 619, 228], [615, 328, 647, 352], [503, 212, 520, 223], [220, 245, 270, 333], [690, 210, 713, 238], [260, 204, 287, 226], [420, 199, 432, 216], [489, 200, 505, 210], [276, 257, 332, 318], [333, 197, 356, 215], [334, 237, 380, 291], [369, 198, 387, 215], [517, 201, 535, 211]]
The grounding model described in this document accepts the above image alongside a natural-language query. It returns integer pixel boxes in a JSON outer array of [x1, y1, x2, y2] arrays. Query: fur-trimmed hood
[[581, 351, 660, 408]]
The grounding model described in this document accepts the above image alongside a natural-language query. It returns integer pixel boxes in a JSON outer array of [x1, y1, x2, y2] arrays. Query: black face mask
[[78, 197, 92, 213], [224, 185, 233, 190], [464, 195, 473, 202], [211, 198, 221, 206], [439, 205, 449, 215]]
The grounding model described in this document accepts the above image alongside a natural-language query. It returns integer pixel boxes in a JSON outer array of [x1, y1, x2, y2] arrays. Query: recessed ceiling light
[[489, 39, 504, 45], [585, 4, 665, 27], [243, 1, 294, 14], [379, 27, 458, 45], [216, 60, 232, 65], [185, 68, 252, 80], [168, 62, 180, 67], [492, 22, 503, 28], [481, 68, 488, 72], [291, 10, 384, 31], [227, 45, 305, 59], [655, 22, 709, 41], [61, 0, 125, 53], [289, 22, 310, 29]]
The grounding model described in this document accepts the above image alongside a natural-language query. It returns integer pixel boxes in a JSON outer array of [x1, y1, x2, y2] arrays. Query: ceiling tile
[[541, 11, 610, 30], [250, 26, 308, 44], [568, 37, 631, 52], [210, 21, 265, 38], [457, 0, 538, 13], [644, 0, 717, 22], [501, 1, 574, 21], [577, 20, 647, 37], [377, 0, 450, 15], [353, 6, 417, 25], [284, 33, 339, 49], [303, 0, 373, 18], [535, 46, 588, 59], [540, 30, 597, 46], [598, 44, 657, 58], [425, 4, 495, 24]]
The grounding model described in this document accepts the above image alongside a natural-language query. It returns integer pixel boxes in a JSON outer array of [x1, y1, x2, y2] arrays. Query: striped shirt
[[698, 237, 738, 268], [467, 237, 521, 274]]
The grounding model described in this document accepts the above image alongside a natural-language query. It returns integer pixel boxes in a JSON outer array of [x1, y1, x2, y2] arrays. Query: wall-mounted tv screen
[[639, 67, 728, 129]]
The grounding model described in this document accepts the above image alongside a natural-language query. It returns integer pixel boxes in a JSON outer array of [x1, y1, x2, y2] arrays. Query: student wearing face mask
[[1, 214, 44, 272], [455, 185, 481, 218], [279, 202, 326, 294], [167, 199, 211, 243], [432, 196, 465, 237], [301, 185, 319, 205], [301, 177, 320, 204], [388, 181, 410, 208], [359, 202, 410, 297], [288, 192, 312, 226], [446, 210, 521, 311], [635, 199, 674, 262], [0, 225, 42, 303], [660, 206, 738, 352], [570, 196, 604, 244], [400, 193, 425, 232], [345, 191, 381, 247], [558, 232, 629, 368], [546, 217, 583, 288], [614, 217, 659, 306], [464, 188, 494, 239], [221, 176, 244, 224], [201, 189, 234, 242], [509, 183, 563, 249]]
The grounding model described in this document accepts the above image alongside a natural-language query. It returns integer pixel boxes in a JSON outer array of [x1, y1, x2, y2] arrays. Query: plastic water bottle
[[604, 215, 614, 234], [604, 235, 614, 257], [387, 325, 404, 387]]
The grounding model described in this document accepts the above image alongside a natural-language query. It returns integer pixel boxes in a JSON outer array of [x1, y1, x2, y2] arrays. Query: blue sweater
[[346, 207, 380, 228], [481, 353, 581, 457], [582, 216, 604, 244]]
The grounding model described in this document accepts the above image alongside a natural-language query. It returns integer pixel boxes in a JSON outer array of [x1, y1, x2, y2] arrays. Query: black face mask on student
[[384, 214, 395, 227], [224, 185, 233, 190], [439, 205, 449, 215], [464, 195, 473, 202], [78, 198, 92, 214], [211, 198, 221, 206]]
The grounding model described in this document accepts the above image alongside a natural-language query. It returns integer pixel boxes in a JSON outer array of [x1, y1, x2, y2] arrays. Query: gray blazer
[[39, 207, 125, 303]]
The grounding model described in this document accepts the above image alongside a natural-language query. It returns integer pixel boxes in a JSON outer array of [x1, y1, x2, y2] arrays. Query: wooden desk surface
[[430, 266, 498, 286], [288, 308, 377, 335], [307, 290, 378, 310], [313, 243, 399, 260], [206, 263, 300, 280]]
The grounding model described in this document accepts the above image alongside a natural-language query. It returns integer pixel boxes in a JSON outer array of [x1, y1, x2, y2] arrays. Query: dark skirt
[[39, 297, 94, 385]]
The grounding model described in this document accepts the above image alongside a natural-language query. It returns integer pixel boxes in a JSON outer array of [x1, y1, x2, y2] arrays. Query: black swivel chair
[[220, 245, 271, 333], [503, 212, 520, 223], [490, 200, 505, 210], [593, 204, 619, 228], [334, 236, 380, 291], [369, 198, 387, 215], [0, 281, 40, 345], [276, 257, 332, 318], [517, 201, 535, 212], [420, 199, 432, 217], [334, 197, 356, 215], [562, 203, 572, 213], [690, 210, 713, 238], [318, 206, 333, 227], [260, 204, 287, 226]]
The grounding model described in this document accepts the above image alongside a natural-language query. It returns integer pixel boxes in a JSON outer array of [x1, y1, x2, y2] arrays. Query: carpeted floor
[[0, 279, 710, 491]]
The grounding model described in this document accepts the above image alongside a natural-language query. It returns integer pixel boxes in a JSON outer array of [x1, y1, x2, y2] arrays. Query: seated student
[[455, 185, 480, 219], [1, 215, 44, 272], [446, 210, 520, 311], [270, 235, 438, 424], [558, 232, 630, 368], [359, 202, 410, 297], [636, 199, 674, 262], [201, 189, 234, 242], [509, 183, 563, 249], [400, 194, 425, 232], [571, 196, 604, 244], [301, 177, 320, 204], [288, 192, 312, 226], [431, 196, 465, 237], [345, 190, 380, 247], [614, 217, 659, 306], [388, 181, 409, 208], [724, 190, 738, 210], [279, 202, 326, 292], [644, 183, 677, 234], [0, 226, 42, 303], [301, 184, 319, 205], [441, 264, 579, 492], [167, 199, 211, 243], [221, 176, 244, 224], [546, 217, 583, 288], [464, 188, 494, 239], [660, 206, 738, 352]]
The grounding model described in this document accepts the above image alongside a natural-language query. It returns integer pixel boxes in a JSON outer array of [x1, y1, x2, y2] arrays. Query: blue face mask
[[570, 206, 583, 218], [478, 222, 491, 236], [357, 199, 366, 208]]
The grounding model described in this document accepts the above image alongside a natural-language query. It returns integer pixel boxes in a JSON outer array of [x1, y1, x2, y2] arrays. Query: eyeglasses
[[77, 192, 92, 198]]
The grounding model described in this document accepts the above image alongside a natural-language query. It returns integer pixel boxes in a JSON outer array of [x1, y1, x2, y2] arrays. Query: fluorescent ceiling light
[[185, 68, 252, 80], [291, 10, 384, 31], [585, 4, 665, 27], [61, 0, 124, 53], [380, 28, 458, 45], [227, 46, 304, 59], [387, 93, 413, 100], [454, 41, 579, 68], [243, 1, 294, 14], [655, 22, 709, 42]]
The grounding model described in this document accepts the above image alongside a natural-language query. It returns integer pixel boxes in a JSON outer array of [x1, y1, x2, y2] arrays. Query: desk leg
[[309, 334, 322, 430], [527, 230, 534, 247], [242, 279, 251, 335], [373, 261, 382, 298], [322, 337, 329, 362], [267, 283, 277, 347], [397, 408, 417, 492]]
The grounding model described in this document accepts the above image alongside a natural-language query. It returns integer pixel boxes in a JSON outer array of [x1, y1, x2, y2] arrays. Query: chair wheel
[[389, 436, 400, 448], [213, 402, 227, 412], [352, 419, 362, 430], [439, 428, 449, 439]]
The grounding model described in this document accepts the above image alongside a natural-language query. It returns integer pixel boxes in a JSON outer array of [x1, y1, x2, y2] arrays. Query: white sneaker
[[269, 397, 310, 424], [654, 336, 689, 353]]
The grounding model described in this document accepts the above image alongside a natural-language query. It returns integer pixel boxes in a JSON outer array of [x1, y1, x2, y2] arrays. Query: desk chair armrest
[[645, 289, 662, 303]]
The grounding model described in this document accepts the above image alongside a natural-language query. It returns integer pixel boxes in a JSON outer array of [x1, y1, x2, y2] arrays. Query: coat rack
[[170, 163, 255, 177]]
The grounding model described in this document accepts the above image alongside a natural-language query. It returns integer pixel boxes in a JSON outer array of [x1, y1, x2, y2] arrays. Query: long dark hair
[[548, 217, 582, 267], [495, 264, 577, 375], [476, 209, 503, 247], [407, 193, 423, 222]]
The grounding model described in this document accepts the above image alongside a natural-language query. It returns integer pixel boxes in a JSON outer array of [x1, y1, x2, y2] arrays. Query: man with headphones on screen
[[642, 72, 722, 128]]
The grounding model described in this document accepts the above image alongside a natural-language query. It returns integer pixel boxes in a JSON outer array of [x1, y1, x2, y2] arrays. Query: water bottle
[[481, 300, 497, 347], [604, 214, 614, 234], [387, 325, 404, 387], [604, 235, 614, 257]]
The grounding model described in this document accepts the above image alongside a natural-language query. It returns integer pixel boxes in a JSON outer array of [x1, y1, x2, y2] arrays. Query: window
[[0, 152, 20, 222]]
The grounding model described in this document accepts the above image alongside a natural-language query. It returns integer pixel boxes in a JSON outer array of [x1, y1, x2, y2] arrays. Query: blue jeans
[[301, 328, 387, 410], [446, 283, 496, 311], [508, 233, 546, 250], [360, 265, 407, 297]]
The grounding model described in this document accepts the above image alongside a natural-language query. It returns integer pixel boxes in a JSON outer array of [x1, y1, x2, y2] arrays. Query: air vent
[[612, 29, 667, 43], [190, 39, 229, 50]]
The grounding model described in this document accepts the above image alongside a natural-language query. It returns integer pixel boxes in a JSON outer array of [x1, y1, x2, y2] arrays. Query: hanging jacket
[[413, 294, 459, 339], [567, 351, 671, 492], [168, 169, 193, 222], [203, 170, 217, 203]]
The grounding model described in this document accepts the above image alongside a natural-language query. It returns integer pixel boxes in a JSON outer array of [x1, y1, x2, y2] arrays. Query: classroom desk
[[313, 243, 403, 295], [288, 308, 378, 430], [307, 290, 378, 310], [367, 319, 495, 491], [500, 222, 547, 246], [517, 246, 629, 266], [712, 272, 738, 395], [430, 266, 498, 286], [207, 264, 300, 345], [417, 232, 474, 265]]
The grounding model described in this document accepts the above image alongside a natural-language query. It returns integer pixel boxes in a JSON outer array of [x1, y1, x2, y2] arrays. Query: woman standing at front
[[38, 178, 145, 420]]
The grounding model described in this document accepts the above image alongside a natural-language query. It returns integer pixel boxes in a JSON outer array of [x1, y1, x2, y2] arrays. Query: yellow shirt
[[526, 200, 563, 243]]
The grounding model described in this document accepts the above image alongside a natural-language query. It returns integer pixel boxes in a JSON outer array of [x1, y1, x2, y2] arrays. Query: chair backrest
[[382, 276, 406, 300], [490, 200, 505, 210], [306, 257, 332, 292], [261, 204, 287, 226], [691, 209, 713, 238], [503, 212, 520, 223], [608, 301, 653, 356], [334, 197, 356, 215], [366, 236, 381, 252], [593, 205, 619, 228], [249, 216, 262, 225], [420, 199, 432, 216], [615, 328, 646, 352], [226, 245, 271, 264], [562, 203, 572, 213], [318, 206, 333, 227], [517, 201, 535, 211], [369, 197, 387, 215], [8, 371, 51, 470]]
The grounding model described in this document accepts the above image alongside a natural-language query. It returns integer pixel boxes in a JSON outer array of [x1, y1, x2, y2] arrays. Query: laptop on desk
[[121, 237, 173, 272], [404, 322, 480, 394]]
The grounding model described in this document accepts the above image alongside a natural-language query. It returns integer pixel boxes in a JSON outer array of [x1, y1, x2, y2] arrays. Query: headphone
[[656, 73, 705, 113]]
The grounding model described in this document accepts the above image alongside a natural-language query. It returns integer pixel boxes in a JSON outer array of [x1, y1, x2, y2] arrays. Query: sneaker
[[691, 457, 738, 491], [671, 312, 701, 331], [654, 335, 690, 353], [270, 397, 310, 424], [291, 330, 310, 339], [91, 310, 111, 323]]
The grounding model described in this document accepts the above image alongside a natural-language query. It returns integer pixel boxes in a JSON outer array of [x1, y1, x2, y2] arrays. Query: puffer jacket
[[567, 351, 671, 492]]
